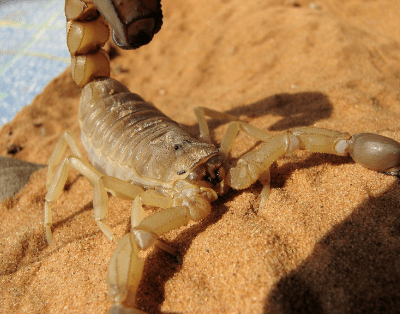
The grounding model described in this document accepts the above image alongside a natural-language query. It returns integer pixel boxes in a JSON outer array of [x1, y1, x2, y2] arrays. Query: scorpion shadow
[[263, 180, 400, 314], [185, 91, 333, 137], [227, 91, 333, 131]]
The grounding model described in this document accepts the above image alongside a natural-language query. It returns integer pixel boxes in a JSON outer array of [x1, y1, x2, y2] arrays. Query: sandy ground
[[1, 0, 400, 313]]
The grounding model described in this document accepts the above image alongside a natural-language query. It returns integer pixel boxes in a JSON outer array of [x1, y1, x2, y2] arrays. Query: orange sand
[[1, 0, 400, 313]]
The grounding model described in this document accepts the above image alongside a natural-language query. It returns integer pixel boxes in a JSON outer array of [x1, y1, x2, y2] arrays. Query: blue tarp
[[0, 0, 69, 126]]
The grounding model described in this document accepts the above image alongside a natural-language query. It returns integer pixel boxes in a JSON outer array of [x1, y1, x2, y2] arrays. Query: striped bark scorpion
[[44, 0, 400, 313]]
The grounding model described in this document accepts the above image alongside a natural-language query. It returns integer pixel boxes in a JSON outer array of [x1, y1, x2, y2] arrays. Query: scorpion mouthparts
[[204, 163, 225, 186]]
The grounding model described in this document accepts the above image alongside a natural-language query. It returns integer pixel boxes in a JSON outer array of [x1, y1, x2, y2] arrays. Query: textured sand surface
[[1, 0, 400, 313]]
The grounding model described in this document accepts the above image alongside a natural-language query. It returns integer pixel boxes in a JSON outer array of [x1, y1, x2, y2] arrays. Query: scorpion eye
[[174, 140, 191, 150]]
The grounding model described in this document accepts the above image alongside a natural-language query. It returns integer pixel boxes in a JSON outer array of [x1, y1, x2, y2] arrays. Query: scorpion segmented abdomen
[[79, 77, 192, 183]]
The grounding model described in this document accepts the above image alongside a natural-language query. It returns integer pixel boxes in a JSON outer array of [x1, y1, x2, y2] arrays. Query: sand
[[1, 0, 400, 313]]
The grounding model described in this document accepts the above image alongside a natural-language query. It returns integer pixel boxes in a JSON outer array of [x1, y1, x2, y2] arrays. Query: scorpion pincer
[[44, 0, 400, 312]]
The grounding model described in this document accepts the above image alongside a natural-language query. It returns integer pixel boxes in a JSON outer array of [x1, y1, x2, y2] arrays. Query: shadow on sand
[[185, 91, 333, 138], [264, 180, 400, 314]]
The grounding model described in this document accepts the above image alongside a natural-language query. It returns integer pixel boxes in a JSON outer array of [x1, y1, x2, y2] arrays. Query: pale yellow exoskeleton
[[44, 0, 400, 313]]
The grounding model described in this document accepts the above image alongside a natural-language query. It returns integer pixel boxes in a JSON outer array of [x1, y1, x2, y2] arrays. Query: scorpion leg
[[46, 131, 83, 188], [194, 107, 238, 143], [93, 176, 145, 243], [45, 152, 145, 244], [108, 193, 213, 312], [258, 170, 271, 210], [45, 155, 101, 244], [194, 107, 273, 157], [45, 131, 93, 243]]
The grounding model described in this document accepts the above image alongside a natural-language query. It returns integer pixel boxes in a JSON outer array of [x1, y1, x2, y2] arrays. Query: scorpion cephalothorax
[[44, 0, 400, 313]]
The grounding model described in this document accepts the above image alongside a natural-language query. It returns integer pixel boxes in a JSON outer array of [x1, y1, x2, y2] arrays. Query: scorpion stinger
[[92, 0, 163, 49], [44, 0, 400, 313]]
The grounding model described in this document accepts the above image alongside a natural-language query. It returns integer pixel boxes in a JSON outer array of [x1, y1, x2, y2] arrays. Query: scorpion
[[44, 0, 400, 313]]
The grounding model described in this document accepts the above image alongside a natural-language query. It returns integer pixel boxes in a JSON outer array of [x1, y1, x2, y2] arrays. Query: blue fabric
[[0, 0, 69, 126]]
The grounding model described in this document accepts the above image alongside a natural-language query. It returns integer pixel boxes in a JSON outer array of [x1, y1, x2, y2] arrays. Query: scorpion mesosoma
[[43, 0, 400, 313]]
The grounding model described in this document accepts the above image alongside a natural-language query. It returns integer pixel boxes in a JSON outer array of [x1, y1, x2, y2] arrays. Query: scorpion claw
[[347, 133, 400, 175]]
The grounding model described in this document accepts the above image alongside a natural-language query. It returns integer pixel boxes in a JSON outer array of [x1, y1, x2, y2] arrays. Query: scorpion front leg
[[108, 191, 213, 313], [225, 127, 400, 209]]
